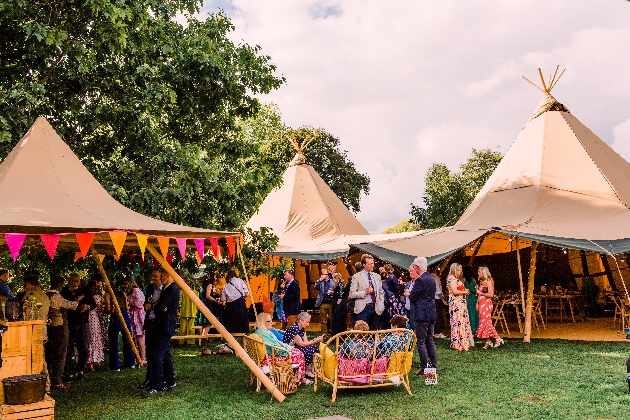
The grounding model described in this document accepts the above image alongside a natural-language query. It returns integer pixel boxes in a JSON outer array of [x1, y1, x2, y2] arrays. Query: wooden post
[[146, 244, 285, 402], [438, 254, 453, 280], [516, 238, 526, 313], [523, 242, 539, 343], [238, 251, 257, 317], [467, 236, 485, 267], [92, 249, 142, 365]]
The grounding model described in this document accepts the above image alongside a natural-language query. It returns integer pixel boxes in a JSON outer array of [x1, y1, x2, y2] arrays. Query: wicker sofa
[[313, 328, 416, 402]]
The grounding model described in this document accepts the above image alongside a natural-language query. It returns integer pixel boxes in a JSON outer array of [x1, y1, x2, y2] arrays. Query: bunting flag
[[75, 233, 95, 258], [226, 236, 235, 262], [40, 234, 61, 260], [157, 236, 170, 258], [194, 238, 205, 262], [113, 253, 121, 261], [5, 233, 26, 261], [195, 252, 202, 266], [74, 252, 83, 262], [166, 254, 174, 266], [97, 254, 105, 263], [108, 231, 127, 257], [235, 234, 243, 258], [209, 237, 220, 262], [176, 238, 187, 260], [136, 234, 148, 260]]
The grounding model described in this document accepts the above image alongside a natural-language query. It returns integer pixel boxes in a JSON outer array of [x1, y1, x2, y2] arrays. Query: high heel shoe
[[483, 342, 493, 349], [494, 338, 504, 348]]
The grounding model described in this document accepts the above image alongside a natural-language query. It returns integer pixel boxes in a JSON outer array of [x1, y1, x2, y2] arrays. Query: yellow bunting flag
[[109, 231, 127, 257], [157, 236, 170, 258], [136, 234, 148, 260]]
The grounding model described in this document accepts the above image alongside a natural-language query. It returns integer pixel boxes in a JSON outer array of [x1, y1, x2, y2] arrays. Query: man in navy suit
[[279, 270, 300, 327], [143, 271, 180, 397], [409, 256, 437, 377]]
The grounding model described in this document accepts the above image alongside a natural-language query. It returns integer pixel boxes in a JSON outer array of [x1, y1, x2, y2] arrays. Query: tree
[[382, 219, 422, 234], [410, 148, 502, 229]]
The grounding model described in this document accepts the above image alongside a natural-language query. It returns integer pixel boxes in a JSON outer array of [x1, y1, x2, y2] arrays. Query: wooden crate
[[0, 394, 54, 419]]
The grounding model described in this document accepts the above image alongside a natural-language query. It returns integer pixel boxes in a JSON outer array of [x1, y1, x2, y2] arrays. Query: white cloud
[[195, 0, 630, 232]]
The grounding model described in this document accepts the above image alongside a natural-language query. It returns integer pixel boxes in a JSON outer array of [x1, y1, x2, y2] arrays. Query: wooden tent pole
[[91, 249, 142, 365], [438, 254, 453, 279], [239, 251, 257, 317], [516, 238, 526, 313], [468, 236, 485, 267], [146, 244, 285, 402], [523, 242, 539, 343]]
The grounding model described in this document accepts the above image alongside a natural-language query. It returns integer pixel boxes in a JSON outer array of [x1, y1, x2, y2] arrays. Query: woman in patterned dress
[[447, 263, 473, 351], [282, 312, 324, 378], [87, 280, 105, 371], [476, 267, 503, 349], [126, 280, 146, 364]]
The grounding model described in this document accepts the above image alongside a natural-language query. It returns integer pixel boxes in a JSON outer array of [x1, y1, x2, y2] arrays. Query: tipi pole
[[516, 238, 526, 313], [438, 254, 453, 278], [92, 249, 142, 365], [523, 242, 539, 343], [239, 251, 257, 317], [467, 237, 485, 267], [146, 244, 285, 402]]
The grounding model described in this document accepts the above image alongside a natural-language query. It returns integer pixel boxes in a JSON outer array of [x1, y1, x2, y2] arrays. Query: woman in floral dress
[[476, 267, 503, 349], [87, 280, 105, 370], [126, 280, 146, 364], [447, 263, 473, 351]]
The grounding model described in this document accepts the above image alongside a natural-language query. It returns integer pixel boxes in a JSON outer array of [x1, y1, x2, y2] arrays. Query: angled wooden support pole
[[145, 244, 285, 402], [92, 249, 142, 365], [523, 242, 539, 343], [516, 238, 525, 313]]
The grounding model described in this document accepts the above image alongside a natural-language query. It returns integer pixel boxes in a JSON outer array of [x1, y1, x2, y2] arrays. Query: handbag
[[270, 361, 298, 394], [424, 363, 437, 386]]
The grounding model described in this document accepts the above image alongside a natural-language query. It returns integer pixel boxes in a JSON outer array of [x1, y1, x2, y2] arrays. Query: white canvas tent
[[246, 146, 370, 260]]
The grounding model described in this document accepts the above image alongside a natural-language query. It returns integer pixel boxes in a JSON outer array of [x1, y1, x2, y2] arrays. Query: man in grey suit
[[349, 254, 384, 330]]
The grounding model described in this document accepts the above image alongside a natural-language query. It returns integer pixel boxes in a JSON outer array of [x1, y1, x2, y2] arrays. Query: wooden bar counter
[[0, 320, 45, 404]]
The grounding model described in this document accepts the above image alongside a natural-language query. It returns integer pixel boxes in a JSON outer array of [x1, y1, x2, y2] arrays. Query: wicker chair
[[244, 333, 294, 393], [313, 328, 416, 402]]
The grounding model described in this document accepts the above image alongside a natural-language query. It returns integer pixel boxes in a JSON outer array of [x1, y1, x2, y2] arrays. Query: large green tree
[[411, 148, 502, 229]]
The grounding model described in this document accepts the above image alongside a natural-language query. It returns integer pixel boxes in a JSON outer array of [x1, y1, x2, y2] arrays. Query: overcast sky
[[191, 0, 630, 233]]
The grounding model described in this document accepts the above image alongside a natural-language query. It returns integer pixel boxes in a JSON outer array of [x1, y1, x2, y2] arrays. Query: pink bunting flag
[[176, 238, 187, 260], [5, 234, 26, 261], [194, 238, 205, 262], [40, 234, 61, 260], [209, 237, 220, 262]]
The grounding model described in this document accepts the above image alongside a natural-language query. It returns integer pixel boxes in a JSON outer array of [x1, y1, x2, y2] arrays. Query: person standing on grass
[[220, 270, 250, 334], [178, 276, 198, 345], [143, 271, 179, 397], [86, 280, 105, 372], [140, 268, 162, 390], [106, 279, 136, 371], [314, 267, 333, 334], [476, 266, 503, 349], [408, 257, 438, 377], [279, 269, 300, 327], [447, 263, 473, 351], [431, 270, 448, 339], [126, 279, 146, 364], [463, 266, 479, 335], [196, 273, 221, 355], [349, 254, 384, 331], [62, 273, 95, 381]]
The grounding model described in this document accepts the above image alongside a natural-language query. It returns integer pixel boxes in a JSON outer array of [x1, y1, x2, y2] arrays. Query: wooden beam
[[523, 242, 539, 343], [92, 249, 142, 365], [438, 254, 453, 281], [238, 251, 257, 317], [516, 238, 526, 313], [467, 236, 485, 267], [600, 254, 617, 291], [145, 244, 285, 402]]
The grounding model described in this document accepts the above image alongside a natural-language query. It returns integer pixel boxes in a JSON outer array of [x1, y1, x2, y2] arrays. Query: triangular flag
[[157, 236, 170, 258], [209, 237, 219, 262], [175, 238, 187, 260], [4, 234, 26, 261], [235, 234, 243, 258], [74, 252, 83, 262], [109, 231, 127, 257], [113, 253, 121, 261], [136, 234, 148, 260], [40, 234, 61, 260], [195, 252, 201, 266], [194, 238, 205, 262], [75, 233, 95, 258], [226, 236, 235, 262], [166, 254, 174, 266], [97, 254, 105, 263]]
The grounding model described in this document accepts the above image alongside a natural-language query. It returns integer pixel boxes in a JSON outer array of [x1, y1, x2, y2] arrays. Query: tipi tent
[[246, 139, 369, 260]]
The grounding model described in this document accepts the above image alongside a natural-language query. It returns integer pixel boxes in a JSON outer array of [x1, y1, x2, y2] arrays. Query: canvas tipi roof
[[0, 117, 235, 255], [246, 142, 369, 260], [354, 75, 630, 267]]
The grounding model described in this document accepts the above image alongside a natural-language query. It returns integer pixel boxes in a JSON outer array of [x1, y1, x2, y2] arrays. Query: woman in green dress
[[463, 266, 479, 335]]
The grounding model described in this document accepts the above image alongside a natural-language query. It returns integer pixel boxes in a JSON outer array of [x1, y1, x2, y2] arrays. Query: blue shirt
[[0, 281, 15, 299]]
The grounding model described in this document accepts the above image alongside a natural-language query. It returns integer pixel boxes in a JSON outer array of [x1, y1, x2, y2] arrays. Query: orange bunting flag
[[109, 231, 127, 257], [157, 236, 170, 258], [226, 236, 235, 262], [40, 234, 61, 260], [75, 233, 95, 258], [113, 254, 121, 261], [136, 234, 148, 260], [74, 252, 83, 262], [195, 252, 201, 266], [209, 237, 220, 262]]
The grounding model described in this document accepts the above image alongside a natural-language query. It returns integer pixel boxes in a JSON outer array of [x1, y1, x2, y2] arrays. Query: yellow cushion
[[319, 343, 338, 380], [248, 333, 266, 361], [387, 351, 414, 375]]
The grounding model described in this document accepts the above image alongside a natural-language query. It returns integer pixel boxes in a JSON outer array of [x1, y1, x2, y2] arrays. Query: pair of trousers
[[148, 333, 174, 389], [179, 317, 196, 345], [434, 299, 445, 334], [356, 304, 380, 330], [405, 307, 415, 330], [65, 323, 89, 376], [47, 325, 69, 385], [108, 310, 136, 370], [318, 303, 333, 334], [414, 321, 437, 369]]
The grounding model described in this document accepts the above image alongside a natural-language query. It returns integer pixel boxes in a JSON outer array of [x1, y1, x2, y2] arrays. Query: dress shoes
[[413, 368, 424, 377], [162, 382, 177, 392], [141, 388, 162, 398]]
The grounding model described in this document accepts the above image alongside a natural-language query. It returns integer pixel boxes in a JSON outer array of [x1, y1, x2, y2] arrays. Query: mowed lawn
[[52, 338, 629, 420]]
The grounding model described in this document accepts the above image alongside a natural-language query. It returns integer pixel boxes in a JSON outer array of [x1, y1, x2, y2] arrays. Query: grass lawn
[[52, 338, 629, 420]]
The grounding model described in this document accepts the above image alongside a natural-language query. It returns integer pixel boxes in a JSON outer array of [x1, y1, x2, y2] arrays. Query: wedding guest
[[331, 273, 348, 335], [272, 278, 287, 328], [62, 273, 95, 381], [282, 312, 324, 379], [431, 270, 447, 339], [89, 274, 109, 353], [220, 270, 249, 334], [106, 280, 135, 371], [476, 267, 503, 349], [381, 264, 404, 329], [140, 268, 162, 390], [409, 257, 438, 376], [403, 274, 415, 330], [463, 266, 479, 335], [314, 268, 333, 334], [447, 263, 473, 351], [178, 276, 198, 345], [126, 279, 146, 364], [279, 269, 300, 327], [0, 269, 15, 300], [349, 254, 384, 331], [86, 280, 105, 371], [196, 273, 220, 355]]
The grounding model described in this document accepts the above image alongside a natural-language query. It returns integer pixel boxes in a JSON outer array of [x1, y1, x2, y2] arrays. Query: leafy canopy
[[411, 148, 502, 229]]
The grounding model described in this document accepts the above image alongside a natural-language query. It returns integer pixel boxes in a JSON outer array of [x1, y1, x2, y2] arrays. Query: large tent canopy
[[354, 86, 630, 268], [0, 117, 236, 257], [246, 146, 370, 260]]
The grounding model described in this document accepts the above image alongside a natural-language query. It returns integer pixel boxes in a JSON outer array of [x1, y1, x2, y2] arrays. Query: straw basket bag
[[271, 361, 298, 395]]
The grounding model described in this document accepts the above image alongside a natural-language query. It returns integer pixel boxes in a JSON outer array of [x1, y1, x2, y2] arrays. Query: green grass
[[53, 339, 630, 420]]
